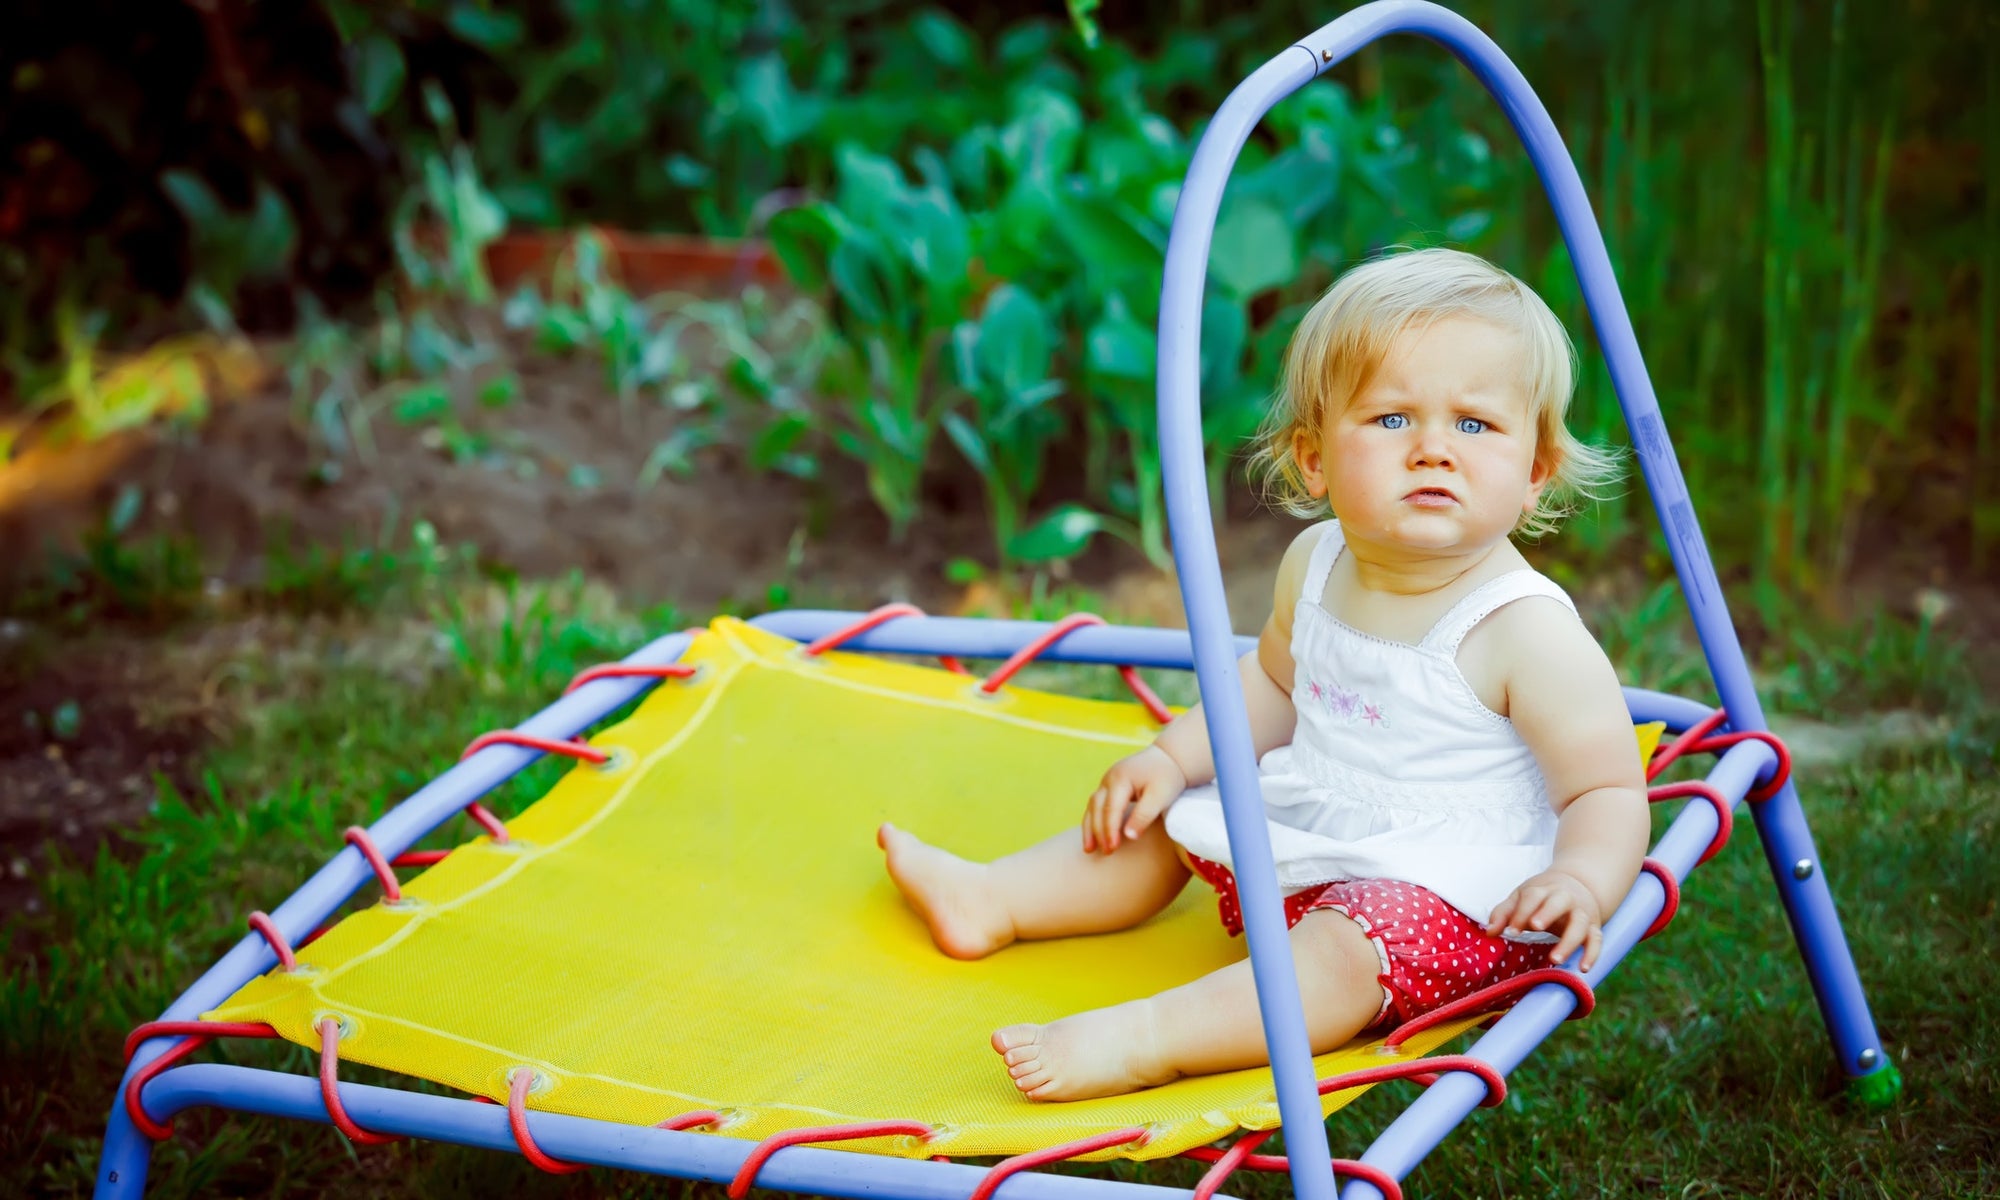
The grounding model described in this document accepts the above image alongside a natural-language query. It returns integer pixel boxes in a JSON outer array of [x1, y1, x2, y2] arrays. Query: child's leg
[[878, 820, 1190, 960], [994, 908, 1384, 1101]]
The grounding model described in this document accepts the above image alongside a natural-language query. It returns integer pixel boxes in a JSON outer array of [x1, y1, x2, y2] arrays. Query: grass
[[3, 553, 1995, 1199]]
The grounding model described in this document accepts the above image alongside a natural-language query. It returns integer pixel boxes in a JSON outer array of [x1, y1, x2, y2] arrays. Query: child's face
[[1292, 315, 1549, 556]]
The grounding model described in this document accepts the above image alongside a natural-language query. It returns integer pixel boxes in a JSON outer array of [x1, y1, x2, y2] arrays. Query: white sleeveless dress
[[1163, 520, 1576, 929]]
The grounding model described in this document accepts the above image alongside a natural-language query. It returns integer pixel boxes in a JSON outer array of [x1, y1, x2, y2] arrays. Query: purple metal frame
[[97, 2, 1892, 1196], [98, 610, 1771, 1199], [1157, 3, 1893, 1198]]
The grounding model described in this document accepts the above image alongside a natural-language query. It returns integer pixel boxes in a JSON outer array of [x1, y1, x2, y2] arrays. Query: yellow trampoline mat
[[208, 618, 1665, 1161]]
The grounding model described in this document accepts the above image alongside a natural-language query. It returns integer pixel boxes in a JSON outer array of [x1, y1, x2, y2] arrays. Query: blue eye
[[1456, 416, 1488, 434], [1378, 413, 1409, 430]]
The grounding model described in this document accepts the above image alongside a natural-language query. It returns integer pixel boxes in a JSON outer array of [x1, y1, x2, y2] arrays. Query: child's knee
[[1293, 907, 1382, 981], [1290, 909, 1392, 1038]]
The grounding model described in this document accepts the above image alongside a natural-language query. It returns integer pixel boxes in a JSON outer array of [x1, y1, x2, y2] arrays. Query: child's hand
[[1485, 870, 1605, 970], [1084, 746, 1189, 853]]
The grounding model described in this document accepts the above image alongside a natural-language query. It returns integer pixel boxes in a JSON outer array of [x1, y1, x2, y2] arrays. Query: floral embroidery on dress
[[1304, 677, 1389, 728]]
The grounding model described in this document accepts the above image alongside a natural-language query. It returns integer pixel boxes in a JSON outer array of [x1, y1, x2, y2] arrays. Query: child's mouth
[[1404, 487, 1458, 507]]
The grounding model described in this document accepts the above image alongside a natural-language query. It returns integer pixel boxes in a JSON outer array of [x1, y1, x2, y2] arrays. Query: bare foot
[[878, 823, 1015, 960], [992, 1002, 1176, 1101]]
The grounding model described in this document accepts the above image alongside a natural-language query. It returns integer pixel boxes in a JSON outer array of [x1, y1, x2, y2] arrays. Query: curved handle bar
[[1155, 5, 1761, 1199]]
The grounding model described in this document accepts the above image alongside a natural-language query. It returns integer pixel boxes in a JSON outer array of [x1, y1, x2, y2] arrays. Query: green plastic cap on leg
[[1846, 1060, 1903, 1109]]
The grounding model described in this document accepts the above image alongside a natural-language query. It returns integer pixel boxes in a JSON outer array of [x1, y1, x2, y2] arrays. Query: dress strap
[[1300, 521, 1344, 607], [1420, 569, 1578, 654]]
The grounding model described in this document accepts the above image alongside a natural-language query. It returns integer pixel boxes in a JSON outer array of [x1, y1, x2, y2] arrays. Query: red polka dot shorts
[[1186, 854, 1548, 1030]]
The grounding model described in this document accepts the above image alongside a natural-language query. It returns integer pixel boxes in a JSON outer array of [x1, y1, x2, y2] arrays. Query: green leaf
[[751, 414, 810, 470], [638, 427, 718, 488], [50, 699, 82, 741], [898, 190, 971, 318], [862, 393, 920, 458], [478, 374, 519, 409], [159, 170, 221, 227], [1085, 134, 1172, 197], [351, 35, 406, 116], [975, 285, 1055, 397], [910, 11, 973, 68], [983, 179, 1060, 278], [1200, 295, 1248, 391], [242, 184, 298, 277], [1209, 199, 1296, 298], [766, 206, 837, 292], [999, 87, 1083, 182], [942, 410, 993, 476], [108, 484, 144, 536], [1003, 379, 1066, 424], [829, 237, 897, 328], [420, 79, 455, 130], [944, 557, 986, 585], [949, 321, 980, 390], [1086, 301, 1155, 382], [1009, 504, 1109, 563], [447, 4, 524, 50], [393, 383, 451, 425], [947, 127, 1003, 199], [664, 155, 711, 187], [501, 286, 543, 329], [1055, 191, 1163, 275], [735, 55, 821, 148], [1445, 209, 1493, 243], [834, 147, 908, 228], [1066, 0, 1103, 49], [535, 309, 588, 355], [996, 21, 1057, 69]]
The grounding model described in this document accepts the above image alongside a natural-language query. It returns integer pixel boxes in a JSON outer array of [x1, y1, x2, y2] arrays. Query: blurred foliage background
[[1, 0, 1994, 605]]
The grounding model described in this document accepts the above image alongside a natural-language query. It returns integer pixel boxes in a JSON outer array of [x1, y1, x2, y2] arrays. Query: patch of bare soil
[[0, 633, 214, 914], [0, 607, 490, 918], [1, 336, 1267, 616], [0, 312, 1321, 627]]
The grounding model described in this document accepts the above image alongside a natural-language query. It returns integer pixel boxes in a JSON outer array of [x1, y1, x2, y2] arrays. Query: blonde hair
[[1247, 247, 1621, 539]]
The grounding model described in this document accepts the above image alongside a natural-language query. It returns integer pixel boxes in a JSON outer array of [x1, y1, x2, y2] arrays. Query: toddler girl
[[878, 247, 1650, 1102]]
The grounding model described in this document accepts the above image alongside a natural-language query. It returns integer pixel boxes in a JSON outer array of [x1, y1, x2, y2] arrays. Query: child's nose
[[1409, 424, 1455, 467]]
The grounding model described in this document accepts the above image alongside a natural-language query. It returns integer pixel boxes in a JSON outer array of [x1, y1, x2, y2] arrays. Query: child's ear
[[1292, 430, 1328, 499], [1522, 450, 1554, 511]]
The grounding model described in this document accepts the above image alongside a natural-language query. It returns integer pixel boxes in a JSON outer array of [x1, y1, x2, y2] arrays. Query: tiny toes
[[992, 1025, 1038, 1053]]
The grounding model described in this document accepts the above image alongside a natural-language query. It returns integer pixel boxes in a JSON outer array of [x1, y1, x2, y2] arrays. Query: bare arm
[[1478, 599, 1650, 969], [1083, 526, 1321, 852], [1151, 648, 1295, 789]]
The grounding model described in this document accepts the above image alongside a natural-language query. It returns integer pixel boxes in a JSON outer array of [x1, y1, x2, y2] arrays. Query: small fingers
[[1490, 887, 1549, 935], [1523, 890, 1573, 933], [1580, 924, 1604, 973], [1101, 779, 1134, 851], [1548, 914, 1590, 966], [1121, 784, 1173, 841]]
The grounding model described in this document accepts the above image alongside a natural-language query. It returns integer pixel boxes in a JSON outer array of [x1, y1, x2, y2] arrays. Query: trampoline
[[97, 4, 1901, 1199]]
